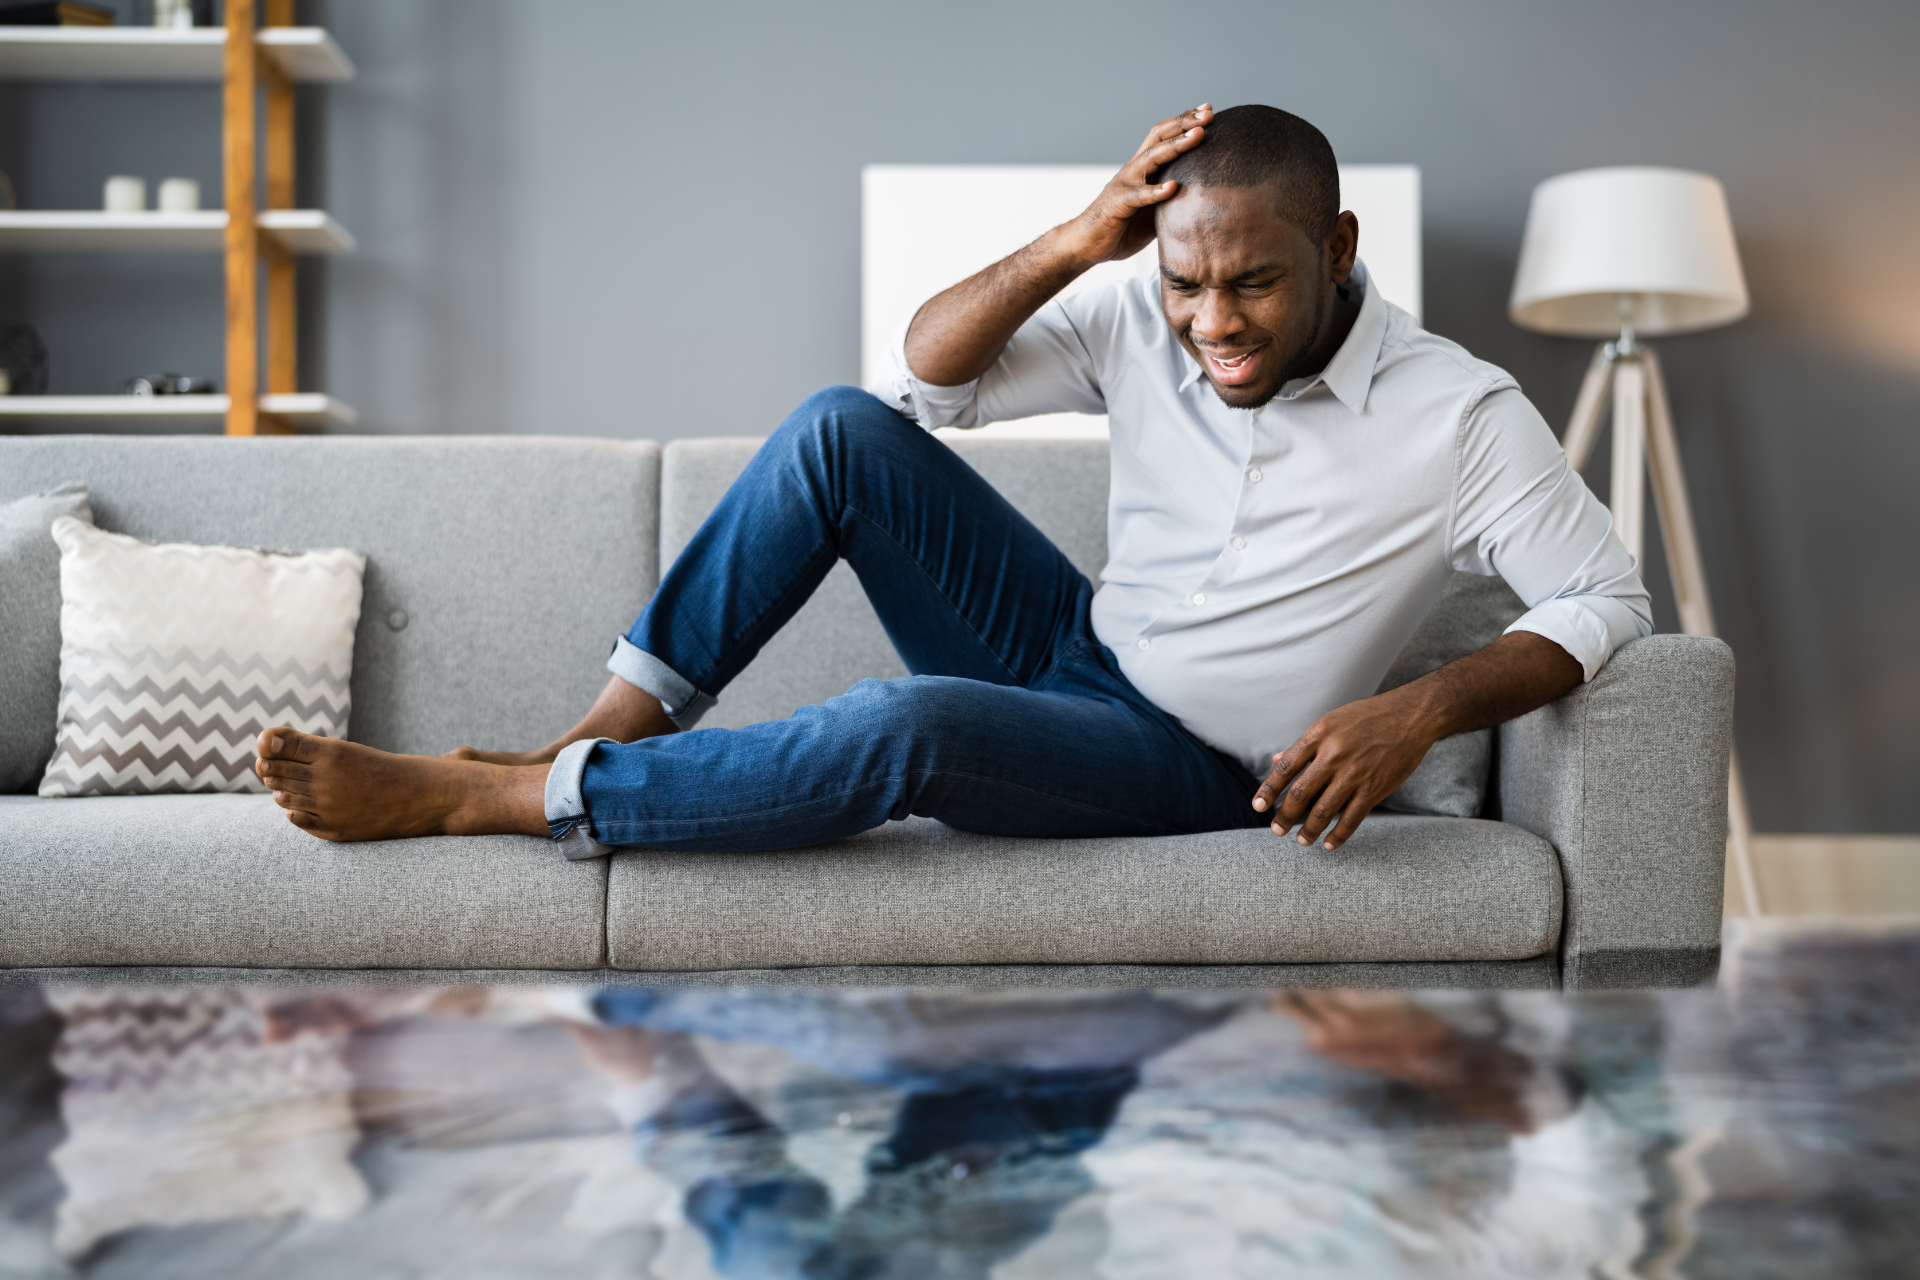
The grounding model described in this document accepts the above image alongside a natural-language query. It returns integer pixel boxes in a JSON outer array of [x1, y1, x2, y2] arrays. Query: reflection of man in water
[[571, 987, 1592, 1280], [580, 989, 1238, 1279]]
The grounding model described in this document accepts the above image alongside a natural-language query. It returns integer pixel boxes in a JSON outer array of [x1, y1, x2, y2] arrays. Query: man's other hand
[[1059, 104, 1214, 267], [1252, 688, 1433, 852], [1251, 629, 1585, 851]]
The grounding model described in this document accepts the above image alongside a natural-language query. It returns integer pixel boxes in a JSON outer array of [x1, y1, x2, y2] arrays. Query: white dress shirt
[[870, 259, 1651, 778]]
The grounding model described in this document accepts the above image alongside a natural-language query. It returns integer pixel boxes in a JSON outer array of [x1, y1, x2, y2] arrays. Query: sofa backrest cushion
[[0, 436, 659, 757], [659, 435, 1110, 728], [0, 482, 92, 793]]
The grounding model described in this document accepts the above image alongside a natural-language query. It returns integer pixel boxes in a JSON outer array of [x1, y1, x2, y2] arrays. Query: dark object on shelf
[[0, 0, 116, 25], [0, 322, 50, 396], [123, 373, 218, 396]]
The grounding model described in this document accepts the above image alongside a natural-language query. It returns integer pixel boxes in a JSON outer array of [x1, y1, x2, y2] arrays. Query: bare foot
[[254, 727, 549, 842], [442, 674, 680, 767]]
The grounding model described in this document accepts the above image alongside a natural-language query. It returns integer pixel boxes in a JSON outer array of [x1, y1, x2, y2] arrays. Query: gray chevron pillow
[[38, 517, 366, 797]]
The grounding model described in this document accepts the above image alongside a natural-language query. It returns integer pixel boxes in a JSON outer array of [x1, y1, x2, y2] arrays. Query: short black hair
[[1160, 104, 1340, 242]]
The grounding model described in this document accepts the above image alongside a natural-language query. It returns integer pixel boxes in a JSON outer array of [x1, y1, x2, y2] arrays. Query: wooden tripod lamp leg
[[1609, 359, 1648, 561], [1560, 341, 1613, 472], [1642, 351, 1716, 637], [1641, 349, 1765, 916], [222, 0, 258, 437]]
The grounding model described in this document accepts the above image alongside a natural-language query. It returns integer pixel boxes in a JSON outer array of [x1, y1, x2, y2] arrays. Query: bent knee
[[782, 386, 911, 452], [835, 676, 983, 736]]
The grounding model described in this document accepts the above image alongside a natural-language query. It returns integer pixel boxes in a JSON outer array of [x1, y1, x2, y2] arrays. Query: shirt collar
[[1174, 257, 1389, 415], [1305, 258, 1388, 414]]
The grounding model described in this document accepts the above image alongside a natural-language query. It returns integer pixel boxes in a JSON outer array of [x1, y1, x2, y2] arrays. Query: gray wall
[[3, 0, 1916, 832]]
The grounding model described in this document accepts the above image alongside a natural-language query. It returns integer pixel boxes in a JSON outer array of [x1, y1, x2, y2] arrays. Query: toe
[[258, 758, 312, 783], [257, 726, 322, 763], [285, 808, 341, 840]]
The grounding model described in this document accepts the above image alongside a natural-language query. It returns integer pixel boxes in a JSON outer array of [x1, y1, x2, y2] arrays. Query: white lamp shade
[[1509, 166, 1748, 337]]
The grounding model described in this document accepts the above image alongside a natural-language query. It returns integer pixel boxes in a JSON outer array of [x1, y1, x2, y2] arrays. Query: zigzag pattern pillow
[[39, 517, 365, 796]]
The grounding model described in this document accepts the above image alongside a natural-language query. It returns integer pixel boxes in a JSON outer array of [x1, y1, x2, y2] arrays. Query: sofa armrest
[[1497, 634, 1733, 989]]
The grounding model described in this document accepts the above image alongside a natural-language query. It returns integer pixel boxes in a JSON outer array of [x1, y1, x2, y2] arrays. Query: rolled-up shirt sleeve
[[1450, 385, 1653, 681], [867, 295, 1108, 430]]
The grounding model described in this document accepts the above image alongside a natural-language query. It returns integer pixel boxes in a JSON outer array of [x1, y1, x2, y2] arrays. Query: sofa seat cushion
[[0, 795, 605, 969], [607, 814, 1563, 970]]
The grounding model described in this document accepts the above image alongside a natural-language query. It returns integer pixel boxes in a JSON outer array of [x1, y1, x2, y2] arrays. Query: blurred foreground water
[[0, 917, 1915, 1279]]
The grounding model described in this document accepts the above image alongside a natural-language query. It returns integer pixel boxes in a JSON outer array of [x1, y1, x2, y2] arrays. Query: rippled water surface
[[1, 920, 1916, 1278]]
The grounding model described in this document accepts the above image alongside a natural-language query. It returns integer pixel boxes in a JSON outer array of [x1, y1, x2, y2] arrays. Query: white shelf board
[[0, 209, 356, 254], [0, 27, 353, 82], [0, 394, 359, 427]]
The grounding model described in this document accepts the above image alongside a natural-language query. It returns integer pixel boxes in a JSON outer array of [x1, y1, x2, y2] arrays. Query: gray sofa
[[0, 434, 1732, 989]]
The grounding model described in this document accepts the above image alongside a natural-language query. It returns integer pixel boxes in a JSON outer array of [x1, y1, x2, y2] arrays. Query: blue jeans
[[544, 386, 1262, 855]]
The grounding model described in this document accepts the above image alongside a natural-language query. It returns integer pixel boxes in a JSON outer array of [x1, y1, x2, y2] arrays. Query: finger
[[1298, 779, 1356, 846], [1275, 759, 1333, 829], [1135, 104, 1214, 155], [1253, 742, 1315, 812], [1321, 796, 1376, 852], [1123, 129, 1206, 185], [1109, 178, 1181, 212]]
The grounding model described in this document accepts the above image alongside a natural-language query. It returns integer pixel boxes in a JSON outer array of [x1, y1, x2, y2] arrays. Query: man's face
[[1155, 185, 1356, 410]]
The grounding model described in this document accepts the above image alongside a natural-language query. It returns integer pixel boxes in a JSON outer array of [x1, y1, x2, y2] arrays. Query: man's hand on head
[[1058, 104, 1215, 267], [1251, 630, 1586, 851], [903, 103, 1215, 389]]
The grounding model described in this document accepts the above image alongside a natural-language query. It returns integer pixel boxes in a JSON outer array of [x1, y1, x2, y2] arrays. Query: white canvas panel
[[862, 164, 1421, 439]]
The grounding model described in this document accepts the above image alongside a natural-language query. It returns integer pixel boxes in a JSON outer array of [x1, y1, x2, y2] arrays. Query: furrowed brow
[[1230, 262, 1286, 283]]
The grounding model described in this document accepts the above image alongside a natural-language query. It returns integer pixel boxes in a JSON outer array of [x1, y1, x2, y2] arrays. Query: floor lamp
[[1509, 166, 1765, 917]]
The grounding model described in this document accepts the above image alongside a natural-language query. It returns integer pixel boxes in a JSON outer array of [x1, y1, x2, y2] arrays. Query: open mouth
[[1198, 343, 1266, 386]]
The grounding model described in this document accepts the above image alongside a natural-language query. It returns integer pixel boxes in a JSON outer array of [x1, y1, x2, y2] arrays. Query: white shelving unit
[[0, 26, 352, 82], [0, 209, 355, 254], [0, 10, 357, 434], [0, 393, 357, 427]]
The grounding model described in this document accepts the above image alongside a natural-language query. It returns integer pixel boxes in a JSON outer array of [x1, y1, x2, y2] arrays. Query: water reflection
[[0, 919, 1913, 1279]]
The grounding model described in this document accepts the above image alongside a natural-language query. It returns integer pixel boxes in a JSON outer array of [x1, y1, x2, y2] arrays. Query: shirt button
[[1192, 593, 1206, 605], [1231, 536, 1247, 550], [1137, 637, 1151, 651], [1248, 469, 1263, 483]]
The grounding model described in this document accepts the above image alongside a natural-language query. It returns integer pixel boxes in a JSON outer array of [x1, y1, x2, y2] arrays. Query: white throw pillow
[[38, 517, 365, 797]]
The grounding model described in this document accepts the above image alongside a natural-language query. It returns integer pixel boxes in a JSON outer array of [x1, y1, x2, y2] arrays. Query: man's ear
[[1326, 210, 1360, 284]]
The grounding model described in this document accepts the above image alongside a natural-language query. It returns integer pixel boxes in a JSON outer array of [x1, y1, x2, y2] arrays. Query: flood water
[[1, 919, 1916, 1279]]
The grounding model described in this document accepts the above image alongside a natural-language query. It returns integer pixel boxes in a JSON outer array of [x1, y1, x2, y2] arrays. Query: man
[[255, 103, 1649, 856]]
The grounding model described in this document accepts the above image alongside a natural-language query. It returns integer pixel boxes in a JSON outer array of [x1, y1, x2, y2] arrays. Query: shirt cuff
[[867, 320, 981, 429], [1505, 598, 1616, 682], [544, 737, 617, 859]]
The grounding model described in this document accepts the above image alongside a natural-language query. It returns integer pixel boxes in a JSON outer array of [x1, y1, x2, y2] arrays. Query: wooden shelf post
[[225, 0, 300, 435], [222, 0, 257, 435], [263, 0, 295, 405]]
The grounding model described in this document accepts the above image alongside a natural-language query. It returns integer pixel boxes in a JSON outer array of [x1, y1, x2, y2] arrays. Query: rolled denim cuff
[[607, 635, 716, 730], [544, 737, 617, 860]]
